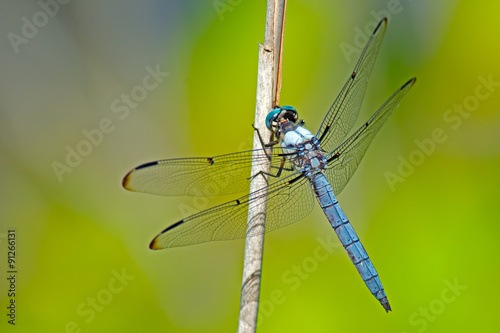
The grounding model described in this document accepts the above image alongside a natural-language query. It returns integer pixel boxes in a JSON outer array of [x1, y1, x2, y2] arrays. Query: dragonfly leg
[[252, 124, 280, 165], [252, 124, 279, 150], [248, 156, 290, 185]]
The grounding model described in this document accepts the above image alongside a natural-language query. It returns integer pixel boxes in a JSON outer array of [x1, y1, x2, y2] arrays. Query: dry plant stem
[[237, 0, 286, 332], [274, 0, 286, 107], [237, 46, 272, 333]]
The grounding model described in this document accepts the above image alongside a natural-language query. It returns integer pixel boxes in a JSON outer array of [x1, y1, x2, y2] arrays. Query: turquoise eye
[[265, 106, 298, 131], [265, 108, 281, 131], [281, 105, 296, 112]]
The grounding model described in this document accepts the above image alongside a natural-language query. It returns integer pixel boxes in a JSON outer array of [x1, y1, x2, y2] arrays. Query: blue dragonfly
[[123, 18, 415, 312]]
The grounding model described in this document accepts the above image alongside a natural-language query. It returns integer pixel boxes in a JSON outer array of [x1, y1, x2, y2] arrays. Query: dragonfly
[[123, 17, 415, 312]]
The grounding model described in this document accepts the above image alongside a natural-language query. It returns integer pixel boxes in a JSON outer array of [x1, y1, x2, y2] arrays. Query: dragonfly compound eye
[[280, 105, 298, 124], [266, 106, 298, 132], [265, 108, 282, 132]]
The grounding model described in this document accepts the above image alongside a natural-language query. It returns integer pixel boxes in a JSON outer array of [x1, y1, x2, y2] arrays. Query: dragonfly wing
[[123, 148, 297, 197], [325, 77, 416, 195], [150, 172, 315, 249], [317, 18, 387, 154]]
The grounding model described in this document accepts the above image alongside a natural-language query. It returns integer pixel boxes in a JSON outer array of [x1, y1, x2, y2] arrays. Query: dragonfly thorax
[[279, 123, 327, 178]]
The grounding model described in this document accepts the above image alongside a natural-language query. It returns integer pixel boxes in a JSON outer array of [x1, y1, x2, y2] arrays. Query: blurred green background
[[0, 0, 498, 332]]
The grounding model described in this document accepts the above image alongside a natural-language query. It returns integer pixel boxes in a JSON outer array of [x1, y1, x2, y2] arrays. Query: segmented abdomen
[[311, 172, 391, 312]]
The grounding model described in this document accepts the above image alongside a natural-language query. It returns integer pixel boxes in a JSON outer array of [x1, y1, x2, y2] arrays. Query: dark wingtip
[[401, 77, 417, 91], [135, 161, 159, 170], [374, 17, 388, 34], [408, 76, 417, 87], [122, 161, 159, 191], [149, 236, 161, 250], [149, 220, 184, 250], [122, 170, 133, 190]]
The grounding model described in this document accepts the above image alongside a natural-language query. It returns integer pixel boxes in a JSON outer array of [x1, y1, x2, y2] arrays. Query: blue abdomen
[[311, 172, 391, 312]]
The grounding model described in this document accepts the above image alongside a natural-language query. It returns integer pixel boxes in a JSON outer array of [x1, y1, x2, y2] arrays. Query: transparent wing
[[317, 18, 387, 154], [149, 172, 315, 249], [325, 77, 416, 194], [123, 148, 298, 197]]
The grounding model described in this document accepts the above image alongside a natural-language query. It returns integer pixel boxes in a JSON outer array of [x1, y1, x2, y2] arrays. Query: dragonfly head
[[265, 106, 298, 133]]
